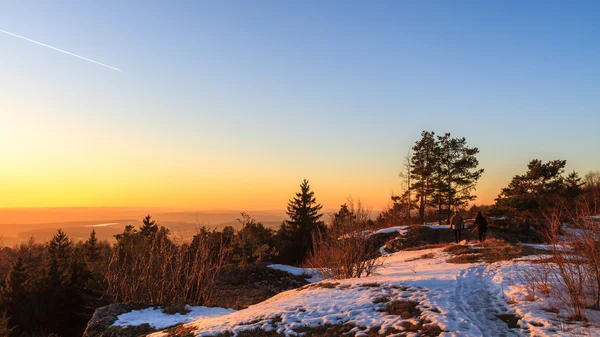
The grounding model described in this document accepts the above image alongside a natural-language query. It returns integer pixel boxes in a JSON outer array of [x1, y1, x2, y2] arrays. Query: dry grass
[[444, 239, 534, 264], [380, 300, 421, 318], [214, 264, 308, 309], [406, 252, 436, 262], [402, 320, 443, 337], [306, 204, 385, 279], [106, 231, 229, 306]]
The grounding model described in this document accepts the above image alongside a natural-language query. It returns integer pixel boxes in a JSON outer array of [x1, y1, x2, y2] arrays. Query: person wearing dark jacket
[[474, 211, 488, 242], [450, 211, 464, 243]]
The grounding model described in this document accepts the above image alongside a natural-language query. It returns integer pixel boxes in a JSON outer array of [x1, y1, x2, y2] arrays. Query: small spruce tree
[[280, 179, 325, 264], [139, 214, 159, 237]]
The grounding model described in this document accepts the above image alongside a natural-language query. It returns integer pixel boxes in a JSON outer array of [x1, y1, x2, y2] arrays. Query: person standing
[[450, 211, 464, 243], [474, 211, 488, 243]]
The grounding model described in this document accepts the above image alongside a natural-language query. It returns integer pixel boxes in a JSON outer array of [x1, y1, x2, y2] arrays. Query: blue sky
[[0, 1, 599, 209]]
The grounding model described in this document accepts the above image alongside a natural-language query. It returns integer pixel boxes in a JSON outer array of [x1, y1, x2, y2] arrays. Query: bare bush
[[523, 198, 600, 321], [105, 230, 230, 306], [305, 200, 385, 279]]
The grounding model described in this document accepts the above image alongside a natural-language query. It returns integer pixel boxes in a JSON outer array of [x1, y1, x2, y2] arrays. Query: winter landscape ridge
[[84, 224, 600, 337]]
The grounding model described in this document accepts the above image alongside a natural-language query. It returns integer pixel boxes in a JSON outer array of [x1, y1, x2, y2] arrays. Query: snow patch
[[267, 264, 324, 283], [112, 306, 235, 330]]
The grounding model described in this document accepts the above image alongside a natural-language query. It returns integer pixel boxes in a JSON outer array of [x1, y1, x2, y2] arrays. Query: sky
[[0, 1, 599, 212]]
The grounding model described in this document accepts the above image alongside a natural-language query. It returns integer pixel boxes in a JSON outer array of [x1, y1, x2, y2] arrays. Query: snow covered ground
[[134, 246, 600, 336], [113, 306, 235, 330], [267, 264, 324, 283]]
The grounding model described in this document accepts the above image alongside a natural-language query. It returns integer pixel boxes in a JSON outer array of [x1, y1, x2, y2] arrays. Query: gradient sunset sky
[[1, 1, 599, 211]]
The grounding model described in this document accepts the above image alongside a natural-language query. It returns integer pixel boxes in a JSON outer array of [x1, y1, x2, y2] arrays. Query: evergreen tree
[[48, 229, 72, 269], [410, 131, 438, 224], [280, 179, 325, 264], [496, 159, 581, 223], [3, 258, 28, 298], [2, 257, 30, 337], [84, 229, 99, 263], [331, 204, 355, 232], [139, 214, 159, 237], [434, 133, 484, 224]]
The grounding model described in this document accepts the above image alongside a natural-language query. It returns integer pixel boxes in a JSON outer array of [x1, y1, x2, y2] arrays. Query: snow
[[113, 306, 235, 330], [267, 264, 324, 283], [520, 243, 571, 252], [128, 244, 600, 336], [371, 225, 409, 236], [423, 223, 450, 229]]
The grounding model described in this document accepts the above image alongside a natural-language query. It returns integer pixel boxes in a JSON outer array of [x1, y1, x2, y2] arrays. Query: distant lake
[[85, 222, 119, 228]]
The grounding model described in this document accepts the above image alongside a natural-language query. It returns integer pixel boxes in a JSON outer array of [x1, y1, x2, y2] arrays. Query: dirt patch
[[373, 296, 390, 304], [214, 263, 309, 309], [444, 239, 536, 264], [406, 252, 436, 261], [360, 282, 381, 288], [298, 282, 340, 291], [386, 226, 454, 252], [381, 300, 421, 319], [497, 314, 521, 329], [163, 303, 191, 315], [402, 320, 443, 337]]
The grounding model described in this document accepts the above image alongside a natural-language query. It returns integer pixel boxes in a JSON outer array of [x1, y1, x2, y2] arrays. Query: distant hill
[[0, 208, 289, 245]]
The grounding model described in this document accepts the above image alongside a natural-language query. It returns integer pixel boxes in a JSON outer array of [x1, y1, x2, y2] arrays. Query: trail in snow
[[455, 265, 523, 337]]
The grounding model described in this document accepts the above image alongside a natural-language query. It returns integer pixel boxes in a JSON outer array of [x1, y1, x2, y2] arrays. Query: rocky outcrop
[[82, 303, 155, 337]]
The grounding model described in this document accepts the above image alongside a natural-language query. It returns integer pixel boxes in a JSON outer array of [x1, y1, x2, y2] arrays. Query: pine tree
[[48, 229, 72, 269], [139, 214, 159, 237], [435, 133, 484, 224], [3, 257, 28, 299], [84, 229, 100, 263], [410, 131, 438, 224], [331, 204, 355, 232], [496, 159, 581, 220], [2, 257, 29, 337], [281, 179, 325, 264], [396, 150, 415, 223]]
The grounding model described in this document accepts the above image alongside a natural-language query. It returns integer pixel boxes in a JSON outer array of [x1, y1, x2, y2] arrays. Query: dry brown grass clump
[[305, 202, 385, 279], [444, 238, 534, 264], [380, 300, 421, 318]]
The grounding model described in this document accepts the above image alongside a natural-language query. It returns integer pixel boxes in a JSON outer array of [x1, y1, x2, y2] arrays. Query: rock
[[82, 303, 155, 337]]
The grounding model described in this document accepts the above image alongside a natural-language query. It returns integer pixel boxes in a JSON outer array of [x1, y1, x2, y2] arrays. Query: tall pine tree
[[280, 179, 325, 264], [410, 131, 438, 224], [434, 133, 484, 224], [48, 229, 72, 270]]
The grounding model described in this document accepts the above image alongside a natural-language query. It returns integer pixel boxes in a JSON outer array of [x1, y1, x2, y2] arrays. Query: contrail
[[0, 29, 122, 72]]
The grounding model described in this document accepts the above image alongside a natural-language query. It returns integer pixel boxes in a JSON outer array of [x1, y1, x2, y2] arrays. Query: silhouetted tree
[[1, 257, 29, 336], [278, 179, 325, 264], [434, 133, 484, 224], [84, 229, 100, 263], [410, 131, 438, 224], [49, 229, 72, 271], [139, 214, 159, 238]]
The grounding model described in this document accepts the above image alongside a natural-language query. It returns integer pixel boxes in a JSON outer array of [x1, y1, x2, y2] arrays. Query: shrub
[[304, 202, 384, 279]]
